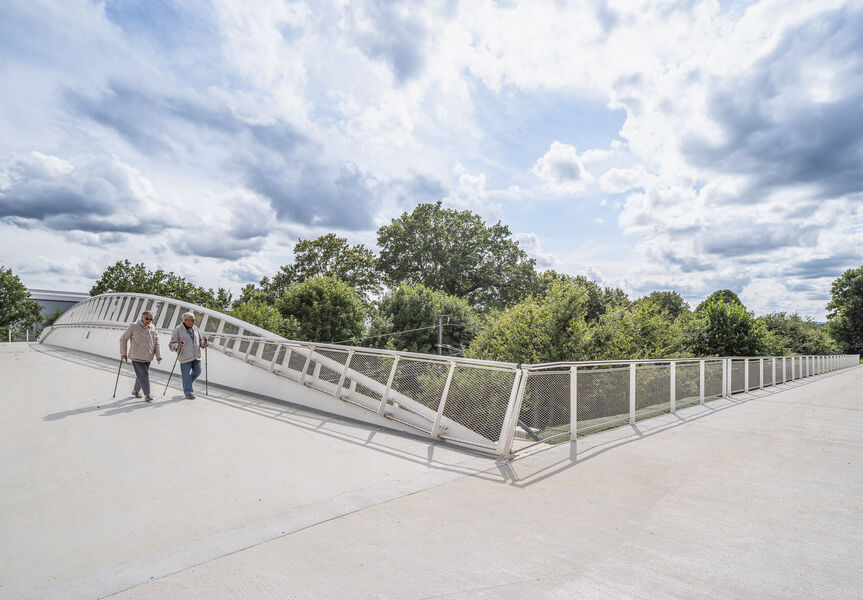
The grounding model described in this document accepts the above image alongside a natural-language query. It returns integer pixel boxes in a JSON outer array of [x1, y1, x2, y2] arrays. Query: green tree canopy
[[365, 284, 479, 354], [91, 260, 231, 310], [530, 271, 629, 322], [758, 312, 839, 355], [636, 291, 690, 319], [585, 302, 689, 360], [467, 279, 590, 363], [275, 276, 365, 343], [377, 202, 536, 309], [254, 234, 380, 304], [230, 300, 301, 339], [826, 265, 863, 355], [696, 289, 744, 312], [683, 299, 771, 356], [0, 266, 42, 333]]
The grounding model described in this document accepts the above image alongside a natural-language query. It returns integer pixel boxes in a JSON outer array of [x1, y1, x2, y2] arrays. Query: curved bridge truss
[[39, 293, 860, 459], [40, 293, 523, 457]]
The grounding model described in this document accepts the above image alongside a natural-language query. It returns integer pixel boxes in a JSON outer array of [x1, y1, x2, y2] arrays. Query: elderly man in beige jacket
[[119, 310, 162, 402]]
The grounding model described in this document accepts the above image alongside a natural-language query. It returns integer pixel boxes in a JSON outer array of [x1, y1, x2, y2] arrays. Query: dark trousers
[[131, 360, 152, 395]]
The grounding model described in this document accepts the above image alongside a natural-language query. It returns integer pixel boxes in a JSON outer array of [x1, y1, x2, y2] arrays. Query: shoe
[[185, 394, 196, 399], [132, 390, 142, 398], [144, 395, 153, 403]]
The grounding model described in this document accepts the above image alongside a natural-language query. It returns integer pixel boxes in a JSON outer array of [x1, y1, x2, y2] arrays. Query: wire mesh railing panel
[[575, 367, 630, 435], [747, 360, 760, 391], [340, 353, 395, 406], [705, 361, 723, 397], [783, 360, 792, 382], [675, 362, 700, 408], [312, 349, 351, 385], [731, 360, 745, 393], [391, 359, 449, 413], [440, 366, 516, 448], [635, 364, 671, 419], [763, 360, 774, 387], [518, 371, 570, 446]]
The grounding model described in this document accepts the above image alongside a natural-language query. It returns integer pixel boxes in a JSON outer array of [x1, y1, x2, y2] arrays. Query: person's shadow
[[44, 394, 186, 420]]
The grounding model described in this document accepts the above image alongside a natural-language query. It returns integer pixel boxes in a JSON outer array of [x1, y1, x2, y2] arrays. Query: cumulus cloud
[[514, 232, 555, 269], [0, 151, 166, 235], [531, 142, 594, 192]]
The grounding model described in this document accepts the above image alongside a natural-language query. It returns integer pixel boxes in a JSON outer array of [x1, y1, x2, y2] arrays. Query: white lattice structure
[[40, 292, 860, 458]]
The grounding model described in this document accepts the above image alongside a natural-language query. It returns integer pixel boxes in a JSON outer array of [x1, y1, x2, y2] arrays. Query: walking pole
[[204, 344, 208, 395], [163, 354, 179, 396], [112, 358, 125, 398]]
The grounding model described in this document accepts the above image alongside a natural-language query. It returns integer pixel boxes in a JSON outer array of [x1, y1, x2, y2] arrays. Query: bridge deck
[[2, 343, 862, 599]]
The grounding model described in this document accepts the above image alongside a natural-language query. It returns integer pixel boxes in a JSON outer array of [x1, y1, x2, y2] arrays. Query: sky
[[1, 0, 862, 320]]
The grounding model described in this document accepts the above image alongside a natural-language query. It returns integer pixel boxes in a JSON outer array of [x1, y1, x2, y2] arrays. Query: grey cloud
[[173, 236, 266, 261], [348, 1, 428, 82], [785, 255, 860, 280], [681, 6, 863, 200], [700, 223, 819, 258], [0, 154, 166, 234], [66, 81, 306, 156]]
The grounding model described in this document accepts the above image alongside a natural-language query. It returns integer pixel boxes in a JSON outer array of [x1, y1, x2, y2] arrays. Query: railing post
[[699, 360, 705, 404], [722, 359, 728, 398], [377, 356, 400, 416], [298, 346, 315, 386], [759, 358, 764, 390], [334, 350, 355, 399], [431, 362, 456, 439], [629, 363, 636, 424], [744, 358, 749, 392], [791, 356, 796, 380], [782, 356, 786, 383], [669, 362, 676, 414], [772, 357, 776, 387], [268, 344, 282, 373], [569, 366, 578, 441], [497, 368, 526, 458]]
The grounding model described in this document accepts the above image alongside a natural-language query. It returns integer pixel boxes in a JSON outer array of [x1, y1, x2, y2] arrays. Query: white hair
[[182, 312, 196, 321]]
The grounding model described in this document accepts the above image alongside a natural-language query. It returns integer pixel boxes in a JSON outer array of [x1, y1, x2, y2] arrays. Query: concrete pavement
[[2, 343, 862, 599]]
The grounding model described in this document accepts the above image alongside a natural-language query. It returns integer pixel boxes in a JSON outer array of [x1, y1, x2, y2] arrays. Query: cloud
[[0, 151, 167, 234], [599, 166, 648, 193], [531, 142, 594, 192], [514, 232, 555, 269]]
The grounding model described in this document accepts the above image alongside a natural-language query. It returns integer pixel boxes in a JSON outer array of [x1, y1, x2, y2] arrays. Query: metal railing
[[39, 293, 861, 458]]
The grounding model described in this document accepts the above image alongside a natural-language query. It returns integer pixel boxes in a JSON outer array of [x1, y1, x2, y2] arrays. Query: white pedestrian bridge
[[39, 293, 859, 459], [2, 292, 861, 599]]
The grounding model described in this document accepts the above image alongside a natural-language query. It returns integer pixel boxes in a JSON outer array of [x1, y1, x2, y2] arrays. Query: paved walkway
[[2, 343, 862, 599]]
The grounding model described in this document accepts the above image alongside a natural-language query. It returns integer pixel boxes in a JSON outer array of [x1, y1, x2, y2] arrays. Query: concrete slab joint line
[[3, 343, 863, 600]]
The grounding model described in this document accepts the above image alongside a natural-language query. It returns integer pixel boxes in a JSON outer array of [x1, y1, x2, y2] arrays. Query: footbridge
[[3, 292, 862, 599], [39, 293, 859, 459]]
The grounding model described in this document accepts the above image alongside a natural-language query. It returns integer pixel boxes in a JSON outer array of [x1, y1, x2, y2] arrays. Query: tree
[[758, 312, 839, 355], [256, 234, 381, 304], [91, 260, 231, 310], [231, 300, 301, 339], [467, 279, 590, 363], [683, 299, 771, 356], [585, 302, 688, 360], [365, 284, 479, 354], [696, 289, 744, 312], [826, 266, 863, 355], [275, 276, 365, 343], [377, 202, 536, 309], [529, 271, 629, 323], [636, 291, 690, 319], [0, 266, 42, 334]]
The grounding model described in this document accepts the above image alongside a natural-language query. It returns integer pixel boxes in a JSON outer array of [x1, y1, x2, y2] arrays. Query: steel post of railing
[[377, 356, 400, 416], [744, 358, 749, 392], [670, 362, 676, 414], [334, 350, 355, 399], [759, 358, 764, 389], [431, 362, 456, 439], [772, 357, 776, 388], [497, 369, 526, 458], [699, 360, 705, 404], [298, 346, 315, 386], [722, 359, 728, 398], [629, 363, 636, 424], [570, 366, 578, 441]]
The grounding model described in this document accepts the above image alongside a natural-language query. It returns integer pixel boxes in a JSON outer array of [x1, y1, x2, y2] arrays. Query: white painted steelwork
[[37, 292, 861, 459]]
